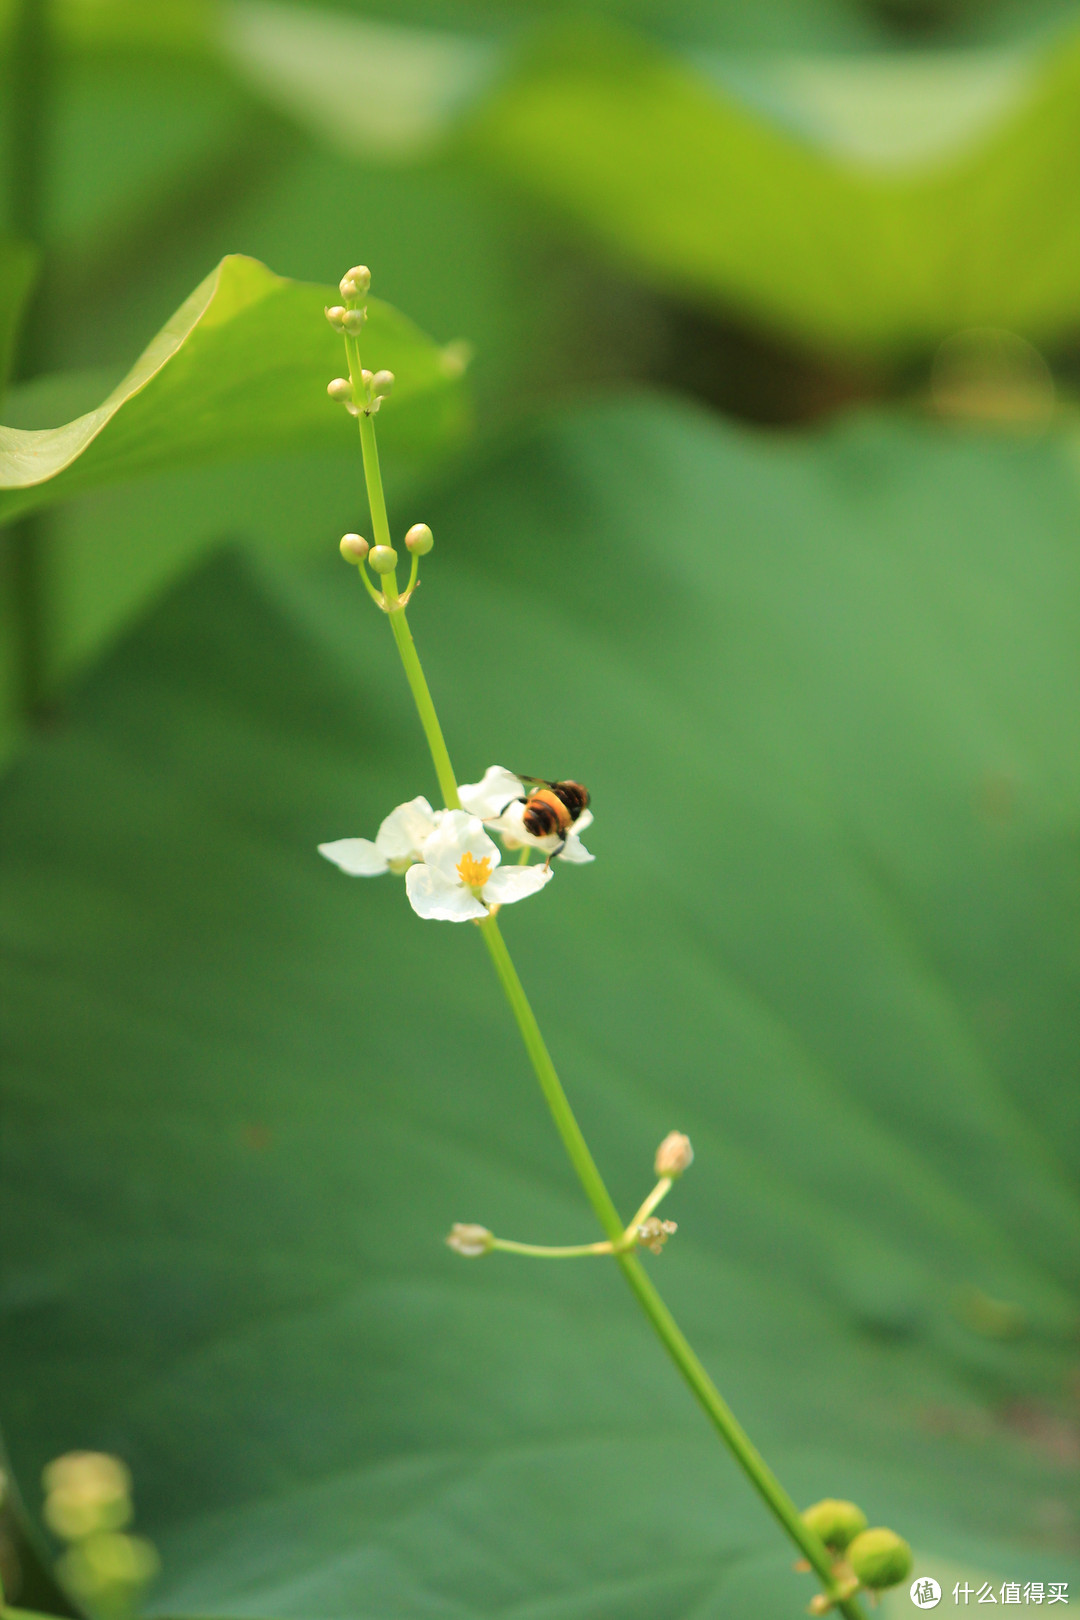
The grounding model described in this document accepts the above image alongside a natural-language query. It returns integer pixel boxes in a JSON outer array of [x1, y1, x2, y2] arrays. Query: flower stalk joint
[[636, 1216, 677, 1254]]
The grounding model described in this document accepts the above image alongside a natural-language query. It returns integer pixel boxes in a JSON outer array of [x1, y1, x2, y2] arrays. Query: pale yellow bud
[[342, 308, 367, 335], [368, 545, 397, 575], [324, 305, 346, 329], [371, 369, 394, 395], [340, 265, 371, 298], [43, 1453, 132, 1541], [654, 1131, 693, 1178], [405, 523, 433, 555], [339, 534, 369, 564], [326, 377, 353, 402], [446, 1223, 494, 1257]]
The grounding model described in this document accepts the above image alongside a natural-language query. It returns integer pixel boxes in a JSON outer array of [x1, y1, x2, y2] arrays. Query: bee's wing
[[514, 774, 556, 789]]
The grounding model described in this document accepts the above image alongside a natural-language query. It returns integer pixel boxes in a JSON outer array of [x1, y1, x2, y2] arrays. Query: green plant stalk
[[346, 342, 865, 1620], [493, 1236, 615, 1258]]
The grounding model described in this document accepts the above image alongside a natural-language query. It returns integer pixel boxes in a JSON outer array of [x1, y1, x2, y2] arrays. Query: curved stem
[[492, 1237, 615, 1258], [348, 368, 866, 1620]]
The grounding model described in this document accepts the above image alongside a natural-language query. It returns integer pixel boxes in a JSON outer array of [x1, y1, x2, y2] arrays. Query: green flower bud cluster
[[43, 1452, 159, 1620], [800, 1498, 912, 1607]]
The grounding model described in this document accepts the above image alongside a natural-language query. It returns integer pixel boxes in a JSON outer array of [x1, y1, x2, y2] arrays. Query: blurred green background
[[2, 2, 1079, 1617]]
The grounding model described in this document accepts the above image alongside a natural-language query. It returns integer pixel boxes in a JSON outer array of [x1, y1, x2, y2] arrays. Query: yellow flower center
[[457, 851, 493, 889]]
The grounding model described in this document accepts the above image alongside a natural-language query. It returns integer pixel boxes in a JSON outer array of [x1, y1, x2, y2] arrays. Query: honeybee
[[514, 776, 590, 852]]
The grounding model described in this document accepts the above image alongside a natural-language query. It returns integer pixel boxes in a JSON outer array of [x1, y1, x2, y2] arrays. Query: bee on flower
[[318, 766, 595, 920]]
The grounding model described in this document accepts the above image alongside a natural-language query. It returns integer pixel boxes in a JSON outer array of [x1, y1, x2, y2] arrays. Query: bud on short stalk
[[655, 1131, 693, 1177], [846, 1528, 912, 1590], [800, 1499, 867, 1552], [446, 1223, 494, 1257], [368, 545, 398, 575], [339, 534, 369, 564], [405, 523, 434, 555]]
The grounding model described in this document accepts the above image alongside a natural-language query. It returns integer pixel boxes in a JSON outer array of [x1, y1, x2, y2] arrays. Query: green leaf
[[1, 398, 1078, 1617], [0, 254, 467, 525], [0, 238, 37, 394], [466, 19, 1080, 358]]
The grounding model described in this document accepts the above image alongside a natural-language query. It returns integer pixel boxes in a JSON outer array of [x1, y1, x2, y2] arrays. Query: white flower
[[318, 796, 440, 877], [404, 810, 551, 921], [457, 765, 525, 821], [486, 799, 595, 864]]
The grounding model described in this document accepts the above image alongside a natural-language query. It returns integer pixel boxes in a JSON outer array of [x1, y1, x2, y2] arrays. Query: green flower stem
[[347, 334, 865, 1620], [626, 1175, 673, 1231], [492, 1237, 615, 1258], [385, 602, 460, 813], [477, 911, 862, 1617]]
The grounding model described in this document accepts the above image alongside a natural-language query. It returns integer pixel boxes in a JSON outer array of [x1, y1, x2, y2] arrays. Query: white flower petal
[[572, 808, 593, 835], [422, 809, 501, 883], [483, 864, 553, 905], [458, 765, 525, 820], [557, 833, 594, 864], [405, 863, 487, 922], [318, 838, 388, 876], [376, 796, 438, 862]]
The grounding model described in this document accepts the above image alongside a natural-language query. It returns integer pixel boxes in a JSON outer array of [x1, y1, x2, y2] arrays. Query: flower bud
[[372, 369, 394, 395], [43, 1452, 133, 1541], [655, 1131, 693, 1178], [846, 1528, 912, 1590], [58, 1531, 159, 1599], [327, 377, 353, 402], [446, 1223, 493, 1257], [339, 533, 369, 564], [324, 305, 346, 329], [800, 1499, 867, 1552], [340, 265, 371, 298], [368, 545, 398, 575], [342, 308, 367, 335], [636, 1217, 677, 1255], [405, 523, 433, 555]]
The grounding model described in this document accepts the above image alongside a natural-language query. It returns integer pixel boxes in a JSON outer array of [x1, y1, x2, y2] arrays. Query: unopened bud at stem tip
[[339, 533, 369, 564], [655, 1131, 693, 1178], [340, 265, 371, 299], [368, 545, 398, 575], [405, 523, 434, 555], [446, 1223, 494, 1257]]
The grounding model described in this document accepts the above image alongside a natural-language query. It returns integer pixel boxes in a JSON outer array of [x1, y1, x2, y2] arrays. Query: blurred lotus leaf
[[0, 254, 467, 526], [465, 19, 1080, 358], [1, 398, 1077, 1617]]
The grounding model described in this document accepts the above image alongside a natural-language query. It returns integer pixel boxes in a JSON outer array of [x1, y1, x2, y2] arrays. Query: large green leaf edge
[[466, 17, 1080, 359], [0, 255, 468, 526]]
